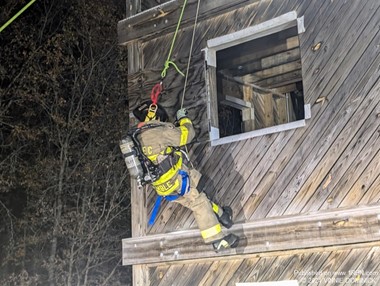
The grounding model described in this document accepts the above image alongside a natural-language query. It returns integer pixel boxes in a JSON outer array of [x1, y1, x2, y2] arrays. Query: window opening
[[205, 12, 308, 145]]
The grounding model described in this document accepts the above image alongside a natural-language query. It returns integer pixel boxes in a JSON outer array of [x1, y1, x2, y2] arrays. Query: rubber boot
[[212, 233, 240, 252], [217, 206, 234, 229]]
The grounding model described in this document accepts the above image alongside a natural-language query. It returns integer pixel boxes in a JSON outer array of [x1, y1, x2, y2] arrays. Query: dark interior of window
[[216, 26, 305, 138]]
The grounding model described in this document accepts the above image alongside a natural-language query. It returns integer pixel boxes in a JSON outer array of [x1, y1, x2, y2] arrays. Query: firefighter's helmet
[[133, 100, 168, 122]]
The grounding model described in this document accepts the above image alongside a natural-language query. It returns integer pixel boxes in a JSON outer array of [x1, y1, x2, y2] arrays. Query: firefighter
[[132, 100, 239, 251]]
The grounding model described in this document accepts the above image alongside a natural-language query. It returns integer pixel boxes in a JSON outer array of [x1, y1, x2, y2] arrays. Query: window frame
[[203, 11, 308, 146]]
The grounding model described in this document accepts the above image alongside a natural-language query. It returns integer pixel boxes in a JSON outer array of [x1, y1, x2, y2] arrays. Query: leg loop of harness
[[148, 170, 190, 226]]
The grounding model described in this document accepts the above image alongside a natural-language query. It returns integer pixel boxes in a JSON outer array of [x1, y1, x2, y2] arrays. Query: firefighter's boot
[[217, 206, 234, 229], [212, 233, 239, 252]]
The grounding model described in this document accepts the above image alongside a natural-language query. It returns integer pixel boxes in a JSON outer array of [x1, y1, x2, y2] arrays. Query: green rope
[[162, 60, 185, 78], [0, 0, 37, 33], [161, 0, 188, 79]]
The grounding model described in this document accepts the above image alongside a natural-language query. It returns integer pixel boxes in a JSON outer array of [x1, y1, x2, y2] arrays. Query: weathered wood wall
[[148, 246, 380, 285], [137, 0, 380, 234], [123, 204, 380, 265], [120, 0, 380, 284], [141, 0, 172, 11]]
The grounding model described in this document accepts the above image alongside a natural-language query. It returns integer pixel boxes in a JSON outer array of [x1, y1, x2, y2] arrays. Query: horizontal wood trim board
[[207, 11, 298, 50], [118, 0, 261, 44], [220, 48, 301, 77], [146, 241, 380, 268], [122, 204, 380, 265]]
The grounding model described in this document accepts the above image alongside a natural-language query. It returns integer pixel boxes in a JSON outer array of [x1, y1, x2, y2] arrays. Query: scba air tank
[[119, 137, 143, 185]]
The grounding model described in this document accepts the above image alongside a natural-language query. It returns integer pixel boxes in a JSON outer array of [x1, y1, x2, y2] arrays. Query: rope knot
[[161, 60, 185, 78]]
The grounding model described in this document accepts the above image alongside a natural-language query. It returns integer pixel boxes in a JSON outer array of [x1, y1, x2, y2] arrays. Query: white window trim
[[211, 104, 311, 146], [203, 11, 307, 146]]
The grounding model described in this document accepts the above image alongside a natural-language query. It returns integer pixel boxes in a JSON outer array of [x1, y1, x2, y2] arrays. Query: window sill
[[210, 104, 310, 146]]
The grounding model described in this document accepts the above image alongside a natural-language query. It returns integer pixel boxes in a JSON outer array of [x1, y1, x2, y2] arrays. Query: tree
[[0, 0, 131, 284]]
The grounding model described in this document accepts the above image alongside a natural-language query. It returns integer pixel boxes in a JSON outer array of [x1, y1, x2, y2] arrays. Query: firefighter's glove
[[176, 108, 188, 121]]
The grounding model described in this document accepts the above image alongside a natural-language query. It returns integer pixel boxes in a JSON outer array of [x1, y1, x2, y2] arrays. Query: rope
[[180, 0, 200, 168], [161, 0, 188, 79], [162, 61, 185, 78], [0, 0, 37, 33], [181, 0, 201, 108]]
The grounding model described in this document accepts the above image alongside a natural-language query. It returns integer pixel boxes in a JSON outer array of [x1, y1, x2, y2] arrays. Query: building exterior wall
[[121, 0, 380, 284]]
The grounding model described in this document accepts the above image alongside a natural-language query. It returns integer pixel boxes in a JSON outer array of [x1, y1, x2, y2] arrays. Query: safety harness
[[148, 169, 190, 226], [128, 123, 185, 187], [130, 122, 191, 225]]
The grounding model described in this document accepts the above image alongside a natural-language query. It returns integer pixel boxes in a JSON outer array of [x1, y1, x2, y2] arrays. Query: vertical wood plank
[[125, 1, 150, 285], [127, 0, 141, 17], [206, 65, 219, 133]]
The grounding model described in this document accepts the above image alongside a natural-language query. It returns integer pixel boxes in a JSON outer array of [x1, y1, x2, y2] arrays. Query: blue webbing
[[148, 170, 189, 226]]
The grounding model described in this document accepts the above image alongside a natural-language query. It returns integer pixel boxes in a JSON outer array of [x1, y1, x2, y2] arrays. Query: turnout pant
[[173, 169, 225, 244]]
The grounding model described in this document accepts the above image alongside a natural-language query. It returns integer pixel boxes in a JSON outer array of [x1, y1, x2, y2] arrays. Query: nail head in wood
[[312, 42, 322, 52]]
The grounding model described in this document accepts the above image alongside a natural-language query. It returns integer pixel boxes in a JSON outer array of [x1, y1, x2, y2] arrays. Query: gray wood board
[[122, 204, 380, 265]]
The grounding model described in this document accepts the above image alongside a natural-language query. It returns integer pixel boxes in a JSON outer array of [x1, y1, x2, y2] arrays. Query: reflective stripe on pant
[[174, 186, 224, 243]]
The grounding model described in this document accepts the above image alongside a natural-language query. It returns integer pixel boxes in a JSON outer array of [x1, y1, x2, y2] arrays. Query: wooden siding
[[147, 246, 380, 285], [120, 0, 380, 284], [118, 0, 263, 44], [123, 204, 380, 265]]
